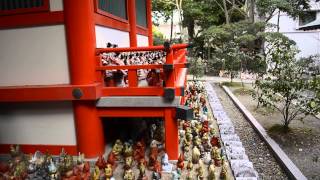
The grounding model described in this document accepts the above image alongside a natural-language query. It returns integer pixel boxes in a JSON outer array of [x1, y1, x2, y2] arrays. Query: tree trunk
[[222, 0, 230, 24], [277, 10, 280, 32], [248, 0, 255, 23]]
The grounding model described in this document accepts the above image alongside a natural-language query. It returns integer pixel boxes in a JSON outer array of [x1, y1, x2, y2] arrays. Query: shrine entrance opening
[[101, 117, 164, 147]]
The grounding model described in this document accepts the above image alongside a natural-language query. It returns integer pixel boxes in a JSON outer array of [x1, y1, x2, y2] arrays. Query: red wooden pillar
[[165, 108, 179, 160], [128, 0, 138, 86], [146, 0, 153, 46], [128, 0, 137, 47], [64, 0, 104, 158]]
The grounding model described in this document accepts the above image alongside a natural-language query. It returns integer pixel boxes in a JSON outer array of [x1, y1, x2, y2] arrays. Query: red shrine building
[[0, 0, 190, 160]]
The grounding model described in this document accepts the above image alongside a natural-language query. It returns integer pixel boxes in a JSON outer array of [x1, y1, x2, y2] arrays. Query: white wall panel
[[0, 102, 76, 145], [137, 34, 149, 46], [0, 25, 70, 86], [49, 0, 63, 11], [95, 25, 130, 48]]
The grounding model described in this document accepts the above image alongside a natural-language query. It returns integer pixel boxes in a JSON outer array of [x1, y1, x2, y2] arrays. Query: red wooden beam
[[97, 107, 164, 117], [94, 13, 130, 32], [0, 144, 77, 156], [0, 11, 64, 29], [0, 84, 102, 102]]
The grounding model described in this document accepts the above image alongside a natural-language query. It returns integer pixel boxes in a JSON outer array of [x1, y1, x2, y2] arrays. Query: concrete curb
[[222, 85, 307, 180]]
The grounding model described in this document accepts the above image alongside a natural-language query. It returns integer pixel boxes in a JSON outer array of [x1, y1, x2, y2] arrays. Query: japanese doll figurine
[[193, 135, 202, 148], [107, 151, 117, 168], [123, 142, 133, 158], [183, 145, 191, 161], [148, 143, 158, 169], [105, 164, 113, 180], [208, 162, 216, 180], [124, 156, 133, 170], [161, 153, 173, 172], [177, 154, 184, 170], [10, 145, 21, 158], [186, 160, 193, 171], [197, 160, 205, 180], [95, 155, 106, 170], [186, 170, 194, 180], [48, 159, 59, 179], [171, 168, 181, 180], [134, 141, 145, 161], [220, 158, 228, 180], [137, 160, 147, 180], [210, 136, 221, 148], [92, 166, 100, 180], [201, 121, 209, 135], [123, 169, 135, 180], [112, 139, 124, 159], [152, 171, 161, 180], [192, 146, 200, 164]]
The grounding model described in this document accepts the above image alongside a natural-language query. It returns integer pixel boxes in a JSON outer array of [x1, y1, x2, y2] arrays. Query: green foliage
[[203, 21, 267, 81], [255, 33, 319, 129], [152, 27, 166, 45], [188, 56, 205, 79], [256, 0, 310, 21]]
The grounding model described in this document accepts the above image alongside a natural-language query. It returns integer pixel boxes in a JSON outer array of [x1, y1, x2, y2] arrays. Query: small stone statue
[[123, 142, 133, 158], [161, 153, 173, 172], [137, 159, 147, 180], [197, 162, 205, 180], [186, 160, 193, 171], [112, 139, 124, 159], [152, 171, 161, 180], [208, 162, 215, 180], [192, 146, 200, 164], [92, 166, 100, 180], [105, 163, 113, 180], [123, 169, 135, 180], [171, 168, 181, 180], [124, 156, 133, 170], [186, 170, 194, 180]]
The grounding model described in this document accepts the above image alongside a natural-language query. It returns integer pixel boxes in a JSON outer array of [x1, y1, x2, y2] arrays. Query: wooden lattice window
[[97, 0, 127, 20], [0, 0, 49, 16], [136, 0, 147, 27]]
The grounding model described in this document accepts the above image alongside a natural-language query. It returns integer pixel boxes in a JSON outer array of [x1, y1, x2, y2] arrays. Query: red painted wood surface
[[0, 144, 77, 155], [128, 0, 137, 47], [64, 0, 104, 158], [164, 108, 179, 160], [0, 11, 64, 29], [94, 13, 130, 32], [0, 84, 102, 102]]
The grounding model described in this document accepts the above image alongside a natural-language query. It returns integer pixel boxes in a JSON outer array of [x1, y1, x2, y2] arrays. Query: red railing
[[95, 44, 189, 96]]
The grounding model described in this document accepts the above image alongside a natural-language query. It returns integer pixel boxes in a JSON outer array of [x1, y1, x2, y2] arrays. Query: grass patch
[[221, 81, 243, 87], [233, 87, 255, 96], [268, 124, 291, 134]]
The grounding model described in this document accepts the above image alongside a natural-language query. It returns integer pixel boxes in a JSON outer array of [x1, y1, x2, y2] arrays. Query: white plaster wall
[[268, 12, 320, 58], [49, 0, 63, 11], [0, 25, 70, 86], [0, 102, 76, 145], [95, 25, 130, 48], [137, 34, 149, 46], [285, 32, 320, 58]]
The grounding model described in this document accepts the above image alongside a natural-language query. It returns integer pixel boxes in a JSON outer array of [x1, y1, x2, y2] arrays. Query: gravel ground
[[211, 83, 288, 180], [231, 87, 320, 180]]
